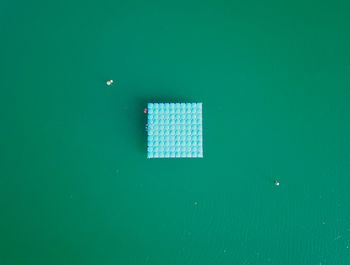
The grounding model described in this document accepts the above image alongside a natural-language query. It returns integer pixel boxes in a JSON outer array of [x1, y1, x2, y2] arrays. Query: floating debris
[[106, 79, 114, 86]]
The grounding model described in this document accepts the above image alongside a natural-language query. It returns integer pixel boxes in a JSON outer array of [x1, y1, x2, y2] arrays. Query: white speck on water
[[194, 201, 198, 206], [223, 248, 227, 253], [334, 235, 342, 241], [106, 79, 114, 86]]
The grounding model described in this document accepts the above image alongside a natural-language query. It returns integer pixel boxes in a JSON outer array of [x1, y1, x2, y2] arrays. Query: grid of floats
[[147, 103, 203, 158]]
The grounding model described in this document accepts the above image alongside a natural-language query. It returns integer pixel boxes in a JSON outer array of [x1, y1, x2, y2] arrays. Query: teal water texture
[[1, 0, 350, 264]]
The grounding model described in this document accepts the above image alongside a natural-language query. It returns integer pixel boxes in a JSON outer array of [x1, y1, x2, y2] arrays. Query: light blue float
[[147, 103, 203, 158]]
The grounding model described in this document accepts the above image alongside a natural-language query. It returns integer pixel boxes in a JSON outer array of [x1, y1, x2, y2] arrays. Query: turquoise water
[[1, 1, 350, 264]]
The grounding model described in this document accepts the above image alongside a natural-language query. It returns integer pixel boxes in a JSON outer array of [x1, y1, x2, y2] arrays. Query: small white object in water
[[106, 79, 114, 86], [274, 180, 280, 186]]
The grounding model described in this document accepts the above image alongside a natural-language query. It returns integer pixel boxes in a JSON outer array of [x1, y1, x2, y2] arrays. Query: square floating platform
[[147, 103, 203, 158]]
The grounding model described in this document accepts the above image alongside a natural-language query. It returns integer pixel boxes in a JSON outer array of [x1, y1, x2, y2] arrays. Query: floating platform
[[147, 103, 203, 158]]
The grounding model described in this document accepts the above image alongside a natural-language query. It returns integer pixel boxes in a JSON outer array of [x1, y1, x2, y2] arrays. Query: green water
[[1, 0, 350, 264]]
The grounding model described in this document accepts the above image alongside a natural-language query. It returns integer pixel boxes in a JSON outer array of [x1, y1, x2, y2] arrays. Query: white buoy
[[106, 79, 114, 86], [274, 180, 280, 186]]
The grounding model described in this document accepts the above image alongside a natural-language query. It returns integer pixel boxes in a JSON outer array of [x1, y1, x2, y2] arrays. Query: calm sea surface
[[1, 1, 350, 264]]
